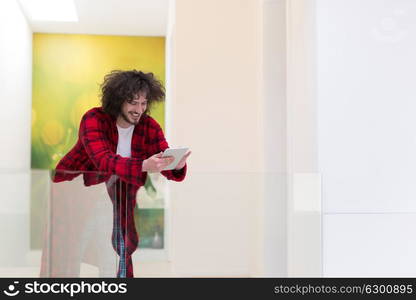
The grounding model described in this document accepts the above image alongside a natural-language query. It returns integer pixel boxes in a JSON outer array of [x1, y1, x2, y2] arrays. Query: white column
[[286, 0, 322, 277], [261, 0, 288, 277]]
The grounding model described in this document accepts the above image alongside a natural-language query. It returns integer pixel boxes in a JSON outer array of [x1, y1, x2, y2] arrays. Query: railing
[[0, 170, 322, 277], [44, 170, 171, 277]]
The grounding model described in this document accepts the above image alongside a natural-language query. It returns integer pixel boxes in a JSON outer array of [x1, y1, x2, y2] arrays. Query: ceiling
[[19, 0, 169, 36]]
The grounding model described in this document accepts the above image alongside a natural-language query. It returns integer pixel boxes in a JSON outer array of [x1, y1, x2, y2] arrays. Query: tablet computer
[[161, 147, 189, 171]]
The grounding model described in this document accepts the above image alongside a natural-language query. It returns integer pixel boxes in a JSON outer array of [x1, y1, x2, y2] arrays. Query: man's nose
[[134, 106, 144, 114]]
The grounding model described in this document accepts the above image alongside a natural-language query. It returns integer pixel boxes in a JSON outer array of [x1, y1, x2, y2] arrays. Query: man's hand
[[142, 152, 175, 173], [175, 150, 191, 170]]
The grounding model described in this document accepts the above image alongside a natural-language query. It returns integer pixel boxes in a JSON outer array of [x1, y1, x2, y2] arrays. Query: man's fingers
[[162, 157, 174, 163], [178, 151, 191, 163], [155, 158, 174, 169], [165, 158, 175, 165], [148, 154, 177, 172], [181, 151, 191, 160], [153, 155, 172, 162]]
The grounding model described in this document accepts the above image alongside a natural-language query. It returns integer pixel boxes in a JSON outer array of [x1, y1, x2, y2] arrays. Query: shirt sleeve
[[80, 112, 146, 187], [147, 120, 187, 182]]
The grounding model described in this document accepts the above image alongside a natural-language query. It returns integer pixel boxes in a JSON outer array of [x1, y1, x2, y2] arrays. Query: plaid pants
[[106, 176, 139, 278]]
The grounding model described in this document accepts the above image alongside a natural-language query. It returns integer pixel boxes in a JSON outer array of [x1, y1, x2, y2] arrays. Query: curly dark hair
[[100, 70, 165, 118]]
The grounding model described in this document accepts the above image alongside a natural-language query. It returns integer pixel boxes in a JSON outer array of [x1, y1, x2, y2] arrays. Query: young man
[[52, 70, 191, 277]]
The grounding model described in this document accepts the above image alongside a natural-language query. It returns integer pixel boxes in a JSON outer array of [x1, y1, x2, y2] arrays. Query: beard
[[121, 111, 141, 125]]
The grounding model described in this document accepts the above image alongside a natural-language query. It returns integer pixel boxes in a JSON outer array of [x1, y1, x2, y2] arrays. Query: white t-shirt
[[107, 125, 134, 187], [116, 124, 134, 158]]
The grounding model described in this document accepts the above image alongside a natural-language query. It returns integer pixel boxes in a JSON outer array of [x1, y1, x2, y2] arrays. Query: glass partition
[[42, 170, 117, 277], [41, 170, 169, 278], [0, 170, 322, 277]]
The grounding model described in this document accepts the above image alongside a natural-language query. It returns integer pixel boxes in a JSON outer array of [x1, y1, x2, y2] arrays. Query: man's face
[[118, 93, 148, 127]]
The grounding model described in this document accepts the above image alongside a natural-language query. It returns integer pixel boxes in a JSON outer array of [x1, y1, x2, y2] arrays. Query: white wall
[[0, 0, 32, 268], [316, 0, 416, 276]]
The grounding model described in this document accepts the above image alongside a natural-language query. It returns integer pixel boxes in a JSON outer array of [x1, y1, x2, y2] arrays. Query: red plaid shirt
[[47, 107, 186, 277]]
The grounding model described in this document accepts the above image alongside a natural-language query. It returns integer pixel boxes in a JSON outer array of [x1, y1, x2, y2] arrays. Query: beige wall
[[167, 0, 264, 276], [172, 0, 263, 173]]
